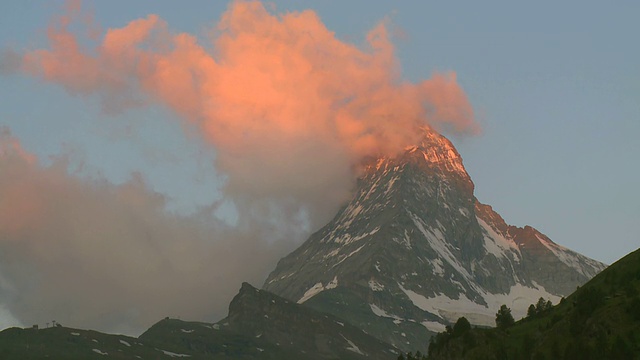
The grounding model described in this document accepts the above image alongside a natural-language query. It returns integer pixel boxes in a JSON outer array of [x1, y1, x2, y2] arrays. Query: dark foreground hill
[[0, 282, 399, 359], [424, 247, 640, 360]]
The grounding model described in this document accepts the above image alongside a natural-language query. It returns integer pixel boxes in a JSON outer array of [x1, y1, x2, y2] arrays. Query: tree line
[[397, 297, 555, 359]]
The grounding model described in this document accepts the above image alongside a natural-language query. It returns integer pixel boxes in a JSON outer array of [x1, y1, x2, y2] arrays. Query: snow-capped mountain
[[263, 128, 606, 352]]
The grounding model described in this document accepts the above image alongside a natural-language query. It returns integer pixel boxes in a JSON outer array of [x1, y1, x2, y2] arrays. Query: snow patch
[[119, 339, 131, 347], [399, 283, 489, 324], [430, 258, 445, 276], [369, 304, 404, 325], [330, 226, 379, 246], [477, 217, 520, 261], [298, 276, 338, 303], [298, 282, 325, 304], [368, 279, 385, 291], [332, 243, 367, 267], [369, 304, 402, 321], [161, 349, 191, 357], [92, 349, 108, 355], [385, 176, 400, 194], [411, 214, 472, 281], [421, 320, 447, 333], [267, 272, 295, 284], [399, 282, 561, 327], [180, 329, 193, 334], [393, 229, 413, 250], [70, 332, 80, 336], [342, 335, 365, 355], [326, 276, 338, 289]]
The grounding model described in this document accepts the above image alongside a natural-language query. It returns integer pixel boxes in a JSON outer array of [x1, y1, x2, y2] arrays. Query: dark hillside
[[425, 248, 640, 360]]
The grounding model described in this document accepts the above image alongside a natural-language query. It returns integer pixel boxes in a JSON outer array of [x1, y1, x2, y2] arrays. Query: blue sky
[[1, 0, 638, 268]]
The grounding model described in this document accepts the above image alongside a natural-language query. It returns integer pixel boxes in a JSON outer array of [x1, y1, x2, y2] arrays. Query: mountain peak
[[264, 128, 605, 352], [367, 127, 467, 177]]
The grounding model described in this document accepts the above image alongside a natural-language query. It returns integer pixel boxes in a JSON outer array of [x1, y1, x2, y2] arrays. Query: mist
[[0, 128, 293, 334]]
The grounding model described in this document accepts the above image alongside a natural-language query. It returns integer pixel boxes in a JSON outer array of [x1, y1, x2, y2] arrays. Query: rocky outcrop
[[222, 282, 400, 359]]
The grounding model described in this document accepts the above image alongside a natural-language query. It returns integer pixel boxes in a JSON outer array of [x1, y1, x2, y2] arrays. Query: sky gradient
[[0, 1, 638, 333]]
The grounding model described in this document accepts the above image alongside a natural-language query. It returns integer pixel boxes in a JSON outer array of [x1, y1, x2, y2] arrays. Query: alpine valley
[[0, 127, 608, 359]]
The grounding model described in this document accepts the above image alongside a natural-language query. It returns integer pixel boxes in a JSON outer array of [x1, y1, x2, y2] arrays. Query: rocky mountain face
[[263, 128, 606, 352], [216, 282, 400, 359]]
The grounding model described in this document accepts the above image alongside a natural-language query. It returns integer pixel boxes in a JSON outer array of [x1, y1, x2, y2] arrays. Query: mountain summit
[[263, 127, 605, 351]]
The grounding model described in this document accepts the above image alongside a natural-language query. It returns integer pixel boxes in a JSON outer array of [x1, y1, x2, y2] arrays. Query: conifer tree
[[495, 304, 515, 329]]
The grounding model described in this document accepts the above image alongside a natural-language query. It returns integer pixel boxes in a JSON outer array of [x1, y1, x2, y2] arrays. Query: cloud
[[0, 128, 291, 334], [1, 1, 478, 334], [14, 0, 477, 230]]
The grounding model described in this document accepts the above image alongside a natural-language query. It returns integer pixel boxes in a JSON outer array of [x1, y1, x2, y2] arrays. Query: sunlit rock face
[[264, 127, 606, 352]]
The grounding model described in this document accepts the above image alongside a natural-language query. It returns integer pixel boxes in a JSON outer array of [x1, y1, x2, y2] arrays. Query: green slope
[[424, 248, 640, 360]]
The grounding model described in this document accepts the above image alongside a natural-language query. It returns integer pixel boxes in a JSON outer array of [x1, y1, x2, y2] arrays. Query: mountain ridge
[[0, 282, 401, 359]]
